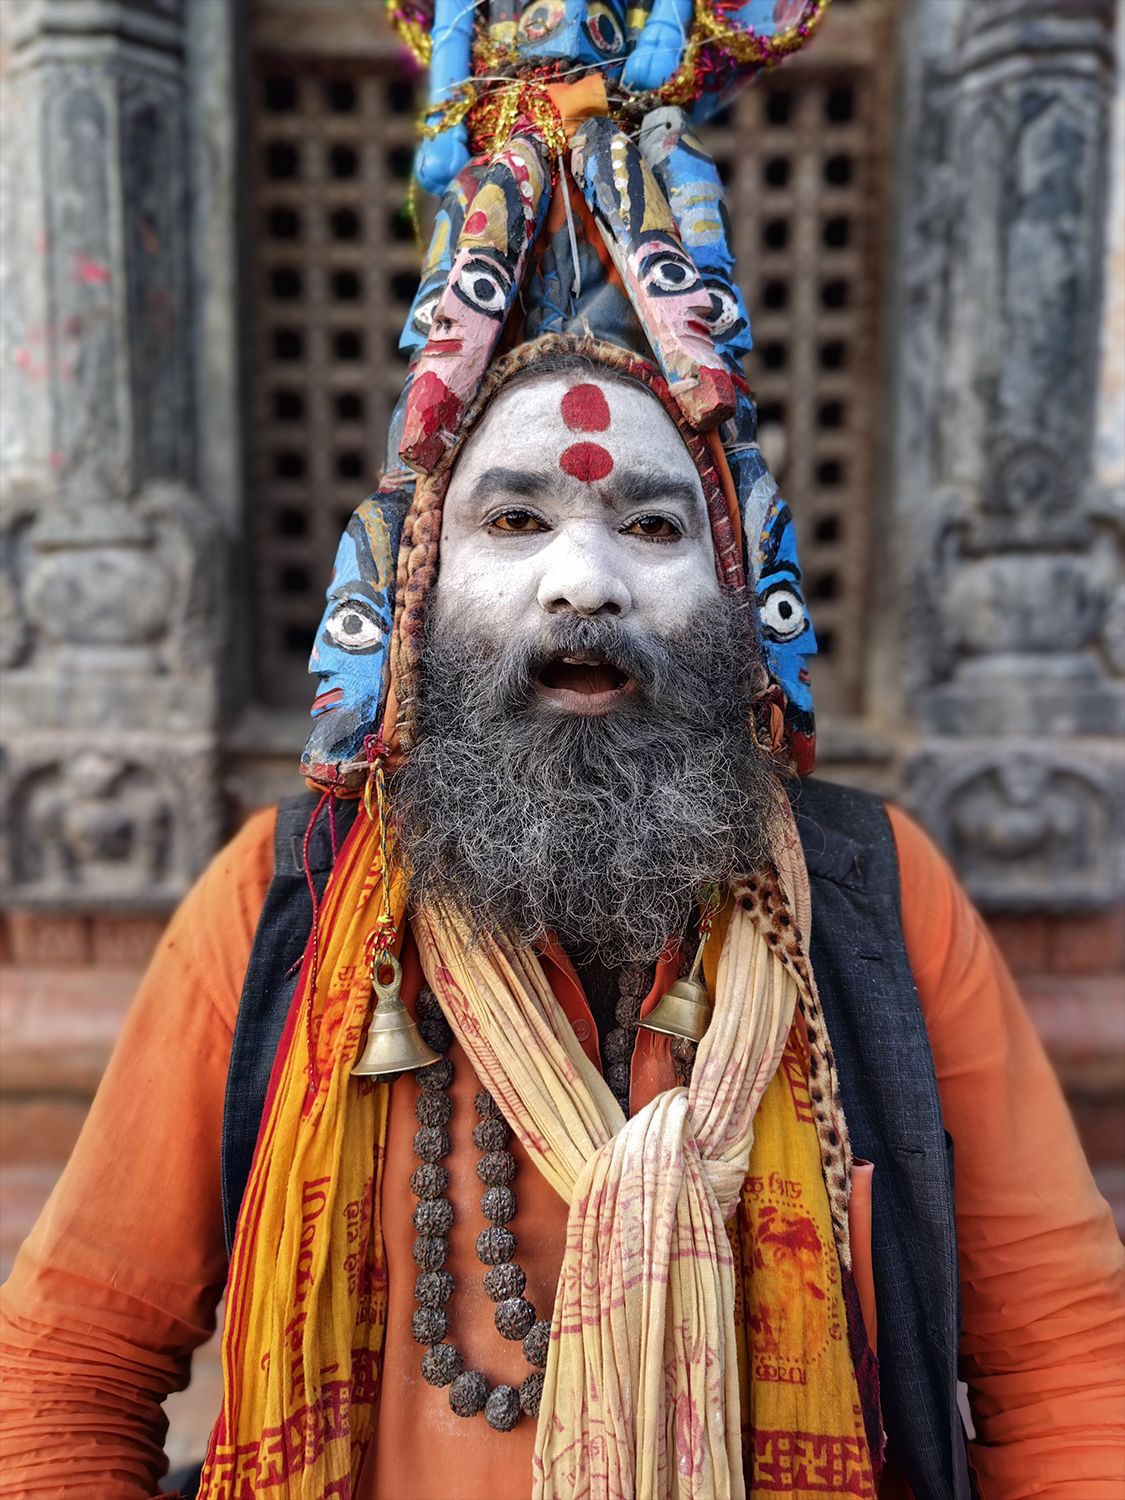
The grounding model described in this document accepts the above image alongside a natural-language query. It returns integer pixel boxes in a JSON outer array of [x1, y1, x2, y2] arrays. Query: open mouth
[[535, 654, 636, 716]]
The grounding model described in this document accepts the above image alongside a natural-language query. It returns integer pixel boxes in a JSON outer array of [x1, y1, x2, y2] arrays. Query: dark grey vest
[[220, 778, 972, 1499]]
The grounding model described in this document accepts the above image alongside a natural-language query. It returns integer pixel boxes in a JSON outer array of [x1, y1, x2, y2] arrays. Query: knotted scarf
[[198, 795, 878, 1498]]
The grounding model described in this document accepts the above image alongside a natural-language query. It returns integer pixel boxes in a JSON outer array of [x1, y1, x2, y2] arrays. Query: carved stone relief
[[0, 740, 222, 907], [905, 748, 1125, 911]]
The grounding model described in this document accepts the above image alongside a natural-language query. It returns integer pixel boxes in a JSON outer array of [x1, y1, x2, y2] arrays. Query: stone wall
[[0, 0, 228, 912], [885, 0, 1123, 915]]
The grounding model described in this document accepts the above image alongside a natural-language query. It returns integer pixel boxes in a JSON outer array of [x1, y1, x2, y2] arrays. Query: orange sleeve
[[887, 804, 1125, 1498], [0, 807, 277, 1499]]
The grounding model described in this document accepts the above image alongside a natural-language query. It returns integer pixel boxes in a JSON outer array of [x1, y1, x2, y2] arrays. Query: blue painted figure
[[621, 0, 691, 91], [301, 494, 406, 787], [516, 0, 627, 71], [414, 0, 476, 197], [757, 490, 817, 771]]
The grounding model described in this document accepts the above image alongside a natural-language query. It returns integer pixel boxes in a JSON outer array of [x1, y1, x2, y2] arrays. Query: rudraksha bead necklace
[[411, 988, 550, 1431]]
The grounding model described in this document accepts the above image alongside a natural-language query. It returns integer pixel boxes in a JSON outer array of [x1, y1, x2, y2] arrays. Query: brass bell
[[353, 952, 442, 1078], [638, 932, 713, 1043]]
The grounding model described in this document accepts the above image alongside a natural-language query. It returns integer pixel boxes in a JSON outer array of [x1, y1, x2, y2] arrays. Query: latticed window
[[246, 0, 891, 718]]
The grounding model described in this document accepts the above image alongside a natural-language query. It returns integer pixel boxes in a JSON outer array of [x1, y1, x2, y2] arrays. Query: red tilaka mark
[[464, 210, 488, 237], [560, 442, 614, 483], [560, 383, 611, 433]]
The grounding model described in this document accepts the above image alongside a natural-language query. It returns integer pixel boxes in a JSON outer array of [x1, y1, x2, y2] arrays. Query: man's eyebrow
[[608, 469, 701, 513], [469, 465, 703, 513], [471, 467, 553, 503]]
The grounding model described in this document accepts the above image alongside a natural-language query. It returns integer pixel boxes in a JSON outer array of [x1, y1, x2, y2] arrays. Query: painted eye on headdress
[[703, 282, 744, 338], [758, 583, 808, 643], [586, 0, 624, 53], [452, 255, 511, 319], [639, 248, 701, 298], [519, 0, 565, 42], [323, 599, 386, 652]]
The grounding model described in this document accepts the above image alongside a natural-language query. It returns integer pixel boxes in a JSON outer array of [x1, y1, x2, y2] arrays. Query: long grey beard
[[391, 595, 782, 968]]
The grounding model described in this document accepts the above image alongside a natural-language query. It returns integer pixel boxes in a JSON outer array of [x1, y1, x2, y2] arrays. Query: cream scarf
[[413, 821, 808, 1500]]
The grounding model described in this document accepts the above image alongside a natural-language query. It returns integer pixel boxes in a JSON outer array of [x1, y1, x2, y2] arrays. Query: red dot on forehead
[[560, 383, 611, 433], [463, 209, 488, 237], [560, 441, 614, 483]]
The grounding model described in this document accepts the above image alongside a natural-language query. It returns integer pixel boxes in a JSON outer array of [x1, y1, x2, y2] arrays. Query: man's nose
[[536, 532, 632, 618]]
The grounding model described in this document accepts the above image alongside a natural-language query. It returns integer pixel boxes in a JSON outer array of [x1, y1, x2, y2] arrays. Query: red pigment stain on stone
[[560, 442, 614, 482], [560, 383, 611, 433], [464, 210, 488, 237]]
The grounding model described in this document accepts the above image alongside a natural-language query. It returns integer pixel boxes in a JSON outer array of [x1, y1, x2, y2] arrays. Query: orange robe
[[1, 804, 1122, 1498]]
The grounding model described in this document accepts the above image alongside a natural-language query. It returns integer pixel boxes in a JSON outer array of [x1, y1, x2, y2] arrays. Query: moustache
[[485, 614, 703, 713]]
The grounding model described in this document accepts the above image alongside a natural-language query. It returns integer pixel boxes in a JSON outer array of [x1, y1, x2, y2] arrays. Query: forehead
[[448, 370, 702, 493]]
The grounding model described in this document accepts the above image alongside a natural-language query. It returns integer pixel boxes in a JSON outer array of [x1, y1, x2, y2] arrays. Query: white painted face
[[434, 371, 721, 715]]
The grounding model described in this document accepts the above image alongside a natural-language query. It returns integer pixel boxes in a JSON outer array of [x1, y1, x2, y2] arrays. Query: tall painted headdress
[[301, 0, 828, 789]]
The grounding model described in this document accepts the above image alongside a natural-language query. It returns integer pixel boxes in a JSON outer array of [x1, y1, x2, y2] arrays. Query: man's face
[[393, 364, 779, 966], [434, 370, 723, 713]]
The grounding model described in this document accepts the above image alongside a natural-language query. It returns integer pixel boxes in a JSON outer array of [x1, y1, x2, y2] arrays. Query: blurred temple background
[[0, 0, 1123, 1465]]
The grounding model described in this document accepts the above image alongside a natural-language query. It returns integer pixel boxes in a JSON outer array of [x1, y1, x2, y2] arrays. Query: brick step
[[0, 964, 140, 1094], [1022, 976, 1125, 1094], [0, 1097, 89, 1166], [1068, 1094, 1125, 1167], [0, 1163, 63, 1280], [2, 913, 165, 970], [988, 907, 1124, 980]]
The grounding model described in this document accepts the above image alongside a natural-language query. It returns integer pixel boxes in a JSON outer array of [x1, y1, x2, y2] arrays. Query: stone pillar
[[888, 0, 1124, 910], [0, 0, 225, 909]]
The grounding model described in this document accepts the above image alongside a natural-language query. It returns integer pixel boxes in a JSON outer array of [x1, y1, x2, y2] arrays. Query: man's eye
[[625, 515, 681, 540], [490, 510, 548, 533]]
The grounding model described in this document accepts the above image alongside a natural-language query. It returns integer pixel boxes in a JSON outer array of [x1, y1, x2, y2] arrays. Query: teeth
[[562, 656, 598, 665]]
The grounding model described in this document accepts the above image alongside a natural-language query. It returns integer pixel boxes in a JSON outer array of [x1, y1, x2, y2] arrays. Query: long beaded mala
[[409, 987, 551, 1431], [406, 957, 698, 1429]]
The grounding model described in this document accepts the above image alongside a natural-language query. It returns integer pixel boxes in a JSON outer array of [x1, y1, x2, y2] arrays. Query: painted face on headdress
[[571, 119, 736, 431], [301, 495, 403, 784], [640, 108, 752, 370], [401, 131, 551, 473], [517, 0, 627, 70], [401, 162, 484, 362], [757, 495, 817, 765]]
